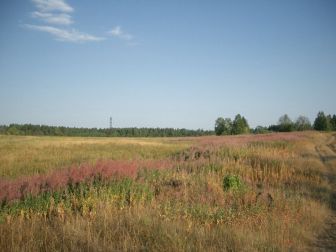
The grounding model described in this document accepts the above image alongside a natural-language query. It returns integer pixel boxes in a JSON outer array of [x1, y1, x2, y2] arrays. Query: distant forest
[[1, 111, 335, 137], [0, 124, 213, 137]]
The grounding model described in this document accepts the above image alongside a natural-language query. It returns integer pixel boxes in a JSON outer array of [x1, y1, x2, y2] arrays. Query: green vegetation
[[0, 124, 213, 137], [215, 117, 232, 136], [277, 114, 295, 132], [253, 126, 270, 134], [215, 111, 335, 136], [0, 178, 154, 219], [295, 115, 312, 131], [222, 175, 243, 192], [215, 114, 249, 135], [1, 111, 334, 140], [268, 111, 335, 133], [313, 111, 336, 131]]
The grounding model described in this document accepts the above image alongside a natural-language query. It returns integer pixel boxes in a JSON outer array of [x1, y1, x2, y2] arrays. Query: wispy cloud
[[108, 26, 133, 41], [27, 0, 104, 43], [32, 0, 73, 13], [32, 11, 73, 25], [26, 1, 137, 44], [25, 24, 105, 42]]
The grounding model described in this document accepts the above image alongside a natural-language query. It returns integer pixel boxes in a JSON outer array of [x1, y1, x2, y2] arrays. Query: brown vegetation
[[0, 132, 335, 251]]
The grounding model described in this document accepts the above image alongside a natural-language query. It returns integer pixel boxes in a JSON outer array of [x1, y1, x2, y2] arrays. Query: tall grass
[[0, 135, 188, 178], [0, 132, 334, 251]]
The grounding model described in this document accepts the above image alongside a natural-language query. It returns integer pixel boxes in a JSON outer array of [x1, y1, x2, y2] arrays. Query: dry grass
[[0, 132, 334, 251], [0, 135, 189, 178]]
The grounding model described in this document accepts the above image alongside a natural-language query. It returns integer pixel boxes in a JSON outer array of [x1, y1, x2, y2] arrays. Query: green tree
[[215, 117, 232, 135], [294, 116, 311, 131], [7, 125, 22, 135], [313, 111, 331, 131], [223, 118, 233, 135], [215, 117, 225, 135], [331, 115, 336, 131], [278, 114, 294, 132], [327, 115, 332, 130], [278, 114, 292, 125], [232, 114, 250, 135]]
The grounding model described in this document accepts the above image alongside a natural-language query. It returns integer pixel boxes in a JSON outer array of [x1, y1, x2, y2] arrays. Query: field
[[0, 132, 335, 251]]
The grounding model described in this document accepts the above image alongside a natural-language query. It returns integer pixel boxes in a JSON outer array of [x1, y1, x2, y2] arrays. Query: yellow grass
[[0, 135, 190, 178], [0, 132, 335, 251]]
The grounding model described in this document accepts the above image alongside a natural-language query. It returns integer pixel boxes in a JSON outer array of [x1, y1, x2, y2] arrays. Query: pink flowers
[[0, 160, 172, 203]]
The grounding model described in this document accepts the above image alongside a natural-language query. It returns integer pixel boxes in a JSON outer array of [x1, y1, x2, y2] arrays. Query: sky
[[0, 0, 335, 130]]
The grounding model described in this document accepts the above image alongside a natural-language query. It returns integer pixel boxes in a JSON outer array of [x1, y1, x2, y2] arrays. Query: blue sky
[[0, 0, 335, 129]]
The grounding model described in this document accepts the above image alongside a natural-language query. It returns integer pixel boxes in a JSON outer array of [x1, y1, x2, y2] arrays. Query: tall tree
[[331, 115, 336, 131], [295, 116, 311, 131], [232, 114, 250, 135], [278, 114, 294, 132], [313, 111, 331, 131], [222, 118, 233, 135], [215, 117, 225, 135], [215, 117, 232, 135]]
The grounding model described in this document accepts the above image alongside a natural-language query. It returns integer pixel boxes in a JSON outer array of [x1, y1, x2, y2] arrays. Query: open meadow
[[2, 0, 335, 251], [0, 132, 336, 251]]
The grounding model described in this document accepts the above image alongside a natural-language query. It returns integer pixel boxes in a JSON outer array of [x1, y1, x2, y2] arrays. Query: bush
[[222, 175, 243, 191], [253, 126, 270, 134]]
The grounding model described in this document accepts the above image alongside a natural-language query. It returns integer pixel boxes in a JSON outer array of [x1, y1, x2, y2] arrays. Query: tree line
[[267, 111, 336, 133], [215, 111, 336, 136], [0, 124, 214, 137], [1, 111, 334, 138]]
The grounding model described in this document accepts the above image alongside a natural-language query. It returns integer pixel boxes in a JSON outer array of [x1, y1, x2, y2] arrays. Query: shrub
[[222, 175, 243, 191], [253, 126, 270, 134]]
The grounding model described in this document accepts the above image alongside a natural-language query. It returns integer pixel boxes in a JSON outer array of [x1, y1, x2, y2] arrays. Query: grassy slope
[[0, 132, 334, 251]]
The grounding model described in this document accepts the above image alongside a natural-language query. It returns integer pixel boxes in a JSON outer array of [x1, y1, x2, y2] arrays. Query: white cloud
[[32, 0, 73, 13], [32, 11, 73, 25], [27, 0, 105, 43], [25, 24, 105, 42], [27, 1, 134, 44], [108, 26, 133, 41]]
